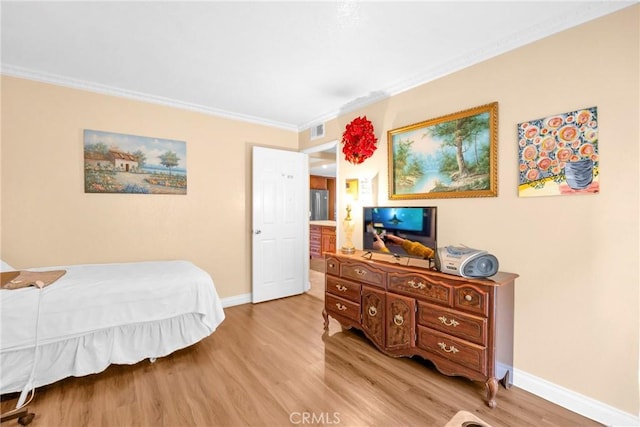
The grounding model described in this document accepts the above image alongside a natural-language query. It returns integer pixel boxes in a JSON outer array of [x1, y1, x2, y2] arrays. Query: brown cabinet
[[310, 175, 328, 190], [326, 178, 336, 221], [321, 226, 336, 254], [310, 225, 336, 258], [322, 252, 518, 408]]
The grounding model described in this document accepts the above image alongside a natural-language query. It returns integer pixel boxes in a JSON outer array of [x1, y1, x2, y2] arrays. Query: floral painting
[[517, 107, 598, 197], [84, 129, 187, 194]]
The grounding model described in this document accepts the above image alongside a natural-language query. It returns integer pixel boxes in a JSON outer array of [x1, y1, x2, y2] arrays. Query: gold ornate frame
[[388, 102, 498, 200]]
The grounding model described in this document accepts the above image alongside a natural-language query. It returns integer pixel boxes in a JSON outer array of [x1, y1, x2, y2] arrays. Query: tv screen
[[363, 206, 437, 259]]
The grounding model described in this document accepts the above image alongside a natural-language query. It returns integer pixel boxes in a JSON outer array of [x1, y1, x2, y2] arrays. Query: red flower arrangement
[[341, 116, 377, 164]]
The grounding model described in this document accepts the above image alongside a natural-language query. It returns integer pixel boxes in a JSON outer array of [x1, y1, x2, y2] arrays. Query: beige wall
[[304, 6, 639, 416], [0, 77, 298, 299], [1, 4, 638, 420]]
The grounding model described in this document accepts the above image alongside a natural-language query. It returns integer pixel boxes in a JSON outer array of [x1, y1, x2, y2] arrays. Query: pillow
[[0, 260, 15, 272]]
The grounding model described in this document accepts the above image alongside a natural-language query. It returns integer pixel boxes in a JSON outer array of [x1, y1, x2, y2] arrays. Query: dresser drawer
[[325, 256, 340, 276], [417, 326, 487, 375], [454, 285, 489, 316], [417, 302, 487, 346], [340, 261, 385, 288], [388, 272, 451, 305], [326, 276, 361, 303], [326, 293, 360, 322]]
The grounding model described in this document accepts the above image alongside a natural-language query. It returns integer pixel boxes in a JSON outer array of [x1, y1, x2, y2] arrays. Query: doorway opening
[[302, 141, 337, 277]]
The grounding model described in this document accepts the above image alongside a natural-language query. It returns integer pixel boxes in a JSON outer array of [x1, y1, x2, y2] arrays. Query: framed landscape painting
[[84, 129, 187, 194], [388, 102, 498, 199]]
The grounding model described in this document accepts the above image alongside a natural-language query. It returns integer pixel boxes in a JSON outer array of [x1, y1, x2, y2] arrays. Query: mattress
[[0, 260, 225, 394]]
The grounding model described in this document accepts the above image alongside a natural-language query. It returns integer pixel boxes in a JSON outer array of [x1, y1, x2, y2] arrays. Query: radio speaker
[[461, 254, 499, 278], [436, 246, 499, 279]]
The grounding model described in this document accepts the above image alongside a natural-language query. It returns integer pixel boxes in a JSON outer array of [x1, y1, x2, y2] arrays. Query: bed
[[0, 259, 225, 396]]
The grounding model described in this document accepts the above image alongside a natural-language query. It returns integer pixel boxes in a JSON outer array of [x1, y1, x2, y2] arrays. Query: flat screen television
[[362, 206, 437, 260]]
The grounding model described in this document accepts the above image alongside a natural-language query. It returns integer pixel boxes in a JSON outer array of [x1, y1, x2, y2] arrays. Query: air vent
[[310, 123, 325, 140]]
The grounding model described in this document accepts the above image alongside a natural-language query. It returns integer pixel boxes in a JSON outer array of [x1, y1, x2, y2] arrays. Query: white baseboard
[[220, 285, 312, 308], [513, 368, 639, 427], [220, 293, 251, 308]]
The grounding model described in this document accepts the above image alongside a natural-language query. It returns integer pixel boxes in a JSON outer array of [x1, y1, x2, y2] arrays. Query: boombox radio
[[435, 246, 499, 279]]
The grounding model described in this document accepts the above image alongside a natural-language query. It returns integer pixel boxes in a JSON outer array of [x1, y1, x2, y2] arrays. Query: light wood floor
[[1, 269, 602, 427]]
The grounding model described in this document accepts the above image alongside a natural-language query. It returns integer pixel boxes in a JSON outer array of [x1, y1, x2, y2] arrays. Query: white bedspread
[[0, 260, 225, 393]]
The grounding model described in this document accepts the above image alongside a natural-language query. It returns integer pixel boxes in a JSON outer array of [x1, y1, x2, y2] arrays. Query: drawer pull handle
[[368, 306, 377, 317], [408, 280, 426, 290], [393, 314, 404, 326], [335, 303, 347, 311], [438, 342, 459, 354], [438, 316, 459, 327], [354, 268, 367, 276], [464, 294, 473, 302], [335, 284, 348, 292], [328, 263, 335, 268]]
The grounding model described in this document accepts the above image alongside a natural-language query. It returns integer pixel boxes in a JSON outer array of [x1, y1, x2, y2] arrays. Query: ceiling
[[1, 1, 632, 177]]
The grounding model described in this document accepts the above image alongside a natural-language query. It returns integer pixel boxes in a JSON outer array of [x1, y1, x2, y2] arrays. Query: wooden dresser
[[322, 251, 518, 408]]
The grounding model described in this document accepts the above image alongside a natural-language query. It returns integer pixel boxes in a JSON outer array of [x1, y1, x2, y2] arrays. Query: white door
[[252, 146, 309, 303]]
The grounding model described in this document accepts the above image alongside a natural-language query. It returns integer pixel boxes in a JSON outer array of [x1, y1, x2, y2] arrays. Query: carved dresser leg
[[485, 377, 499, 408], [322, 308, 329, 330]]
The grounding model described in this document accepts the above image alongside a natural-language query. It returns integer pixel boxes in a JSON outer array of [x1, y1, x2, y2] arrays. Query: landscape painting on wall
[[388, 102, 498, 200], [517, 106, 598, 197], [84, 129, 187, 194]]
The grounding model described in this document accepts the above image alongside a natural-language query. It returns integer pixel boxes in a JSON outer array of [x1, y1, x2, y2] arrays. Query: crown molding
[[382, 1, 635, 98], [2, 1, 633, 134], [299, 1, 635, 131], [0, 65, 299, 132]]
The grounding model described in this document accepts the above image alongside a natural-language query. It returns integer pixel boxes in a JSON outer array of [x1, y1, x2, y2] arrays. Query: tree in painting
[[429, 112, 489, 181], [133, 150, 147, 168], [159, 151, 180, 175], [393, 138, 425, 186], [85, 141, 109, 155]]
